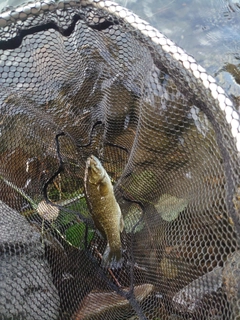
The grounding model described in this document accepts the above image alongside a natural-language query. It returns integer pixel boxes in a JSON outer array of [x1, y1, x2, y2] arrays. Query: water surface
[[1, 0, 240, 108]]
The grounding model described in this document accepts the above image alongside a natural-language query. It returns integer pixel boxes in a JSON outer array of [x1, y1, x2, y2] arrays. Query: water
[[1, 0, 240, 108], [115, 0, 240, 108]]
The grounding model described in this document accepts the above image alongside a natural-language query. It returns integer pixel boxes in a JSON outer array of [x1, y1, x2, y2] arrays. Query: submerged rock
[[172, 267, 223, 313], [154, 194, 188, 222], [0, 201, 60, 320], [74, 284, 154, 320]]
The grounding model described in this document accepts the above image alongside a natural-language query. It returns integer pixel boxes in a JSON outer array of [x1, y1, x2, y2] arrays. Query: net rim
[[0, 0, 239, 153]]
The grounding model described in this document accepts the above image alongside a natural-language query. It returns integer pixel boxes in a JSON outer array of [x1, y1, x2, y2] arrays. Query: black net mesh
[[0, 1, 240, 319]]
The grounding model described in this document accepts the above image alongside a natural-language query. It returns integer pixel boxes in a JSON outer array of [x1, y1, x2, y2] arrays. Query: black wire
[[0, 14, 84, 50], [76, 120, 129, 155], [41, 132, 93, 225], [42, 132, 65, 203], [76, 120, 103, 148], [105, 142, 129, 154], [87, 19, 115, 31]]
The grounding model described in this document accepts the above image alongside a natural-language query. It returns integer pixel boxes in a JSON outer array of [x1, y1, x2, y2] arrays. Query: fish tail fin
[[101, 244, 123, 269]]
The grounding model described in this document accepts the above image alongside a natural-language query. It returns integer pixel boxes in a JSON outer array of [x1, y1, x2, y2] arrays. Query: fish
[[84, 155, 124, 268]]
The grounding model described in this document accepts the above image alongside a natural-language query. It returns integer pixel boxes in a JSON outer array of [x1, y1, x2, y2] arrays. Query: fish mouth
[[87, 155, 99, 170], [89, 155, 97, 166]]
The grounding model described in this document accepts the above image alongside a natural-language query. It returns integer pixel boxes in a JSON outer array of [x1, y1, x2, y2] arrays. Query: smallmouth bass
[[84, 155, 124, 268]]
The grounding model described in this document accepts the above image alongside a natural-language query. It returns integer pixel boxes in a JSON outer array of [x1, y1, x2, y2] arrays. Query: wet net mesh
[[0, 1, 240, 319]]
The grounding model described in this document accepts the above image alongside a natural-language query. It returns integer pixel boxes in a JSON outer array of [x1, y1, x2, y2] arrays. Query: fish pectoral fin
[[99, 181, 109, 197]]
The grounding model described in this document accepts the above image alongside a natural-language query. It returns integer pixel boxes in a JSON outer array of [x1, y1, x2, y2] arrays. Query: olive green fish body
[[84, 155, 124, 267]]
